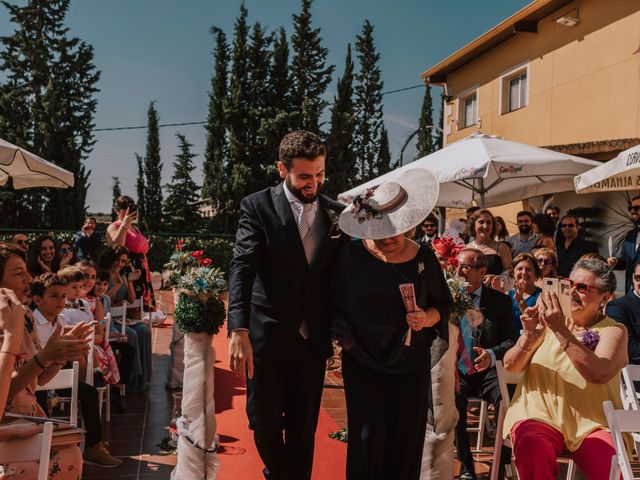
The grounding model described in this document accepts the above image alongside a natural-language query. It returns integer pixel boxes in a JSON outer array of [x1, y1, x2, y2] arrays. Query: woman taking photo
[[106, 195, 156, 311], [502, 258, 628, 479], [334, 169, 452, 480]]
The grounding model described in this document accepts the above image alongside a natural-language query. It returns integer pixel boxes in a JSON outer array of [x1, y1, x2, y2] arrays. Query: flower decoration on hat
[[352, 185, 383, 224]]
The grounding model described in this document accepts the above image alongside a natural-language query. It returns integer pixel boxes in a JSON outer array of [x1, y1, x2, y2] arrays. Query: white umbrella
[[574, 143, 640, 194], [0, 138, 74, 189], [339, 132, 600, 208]]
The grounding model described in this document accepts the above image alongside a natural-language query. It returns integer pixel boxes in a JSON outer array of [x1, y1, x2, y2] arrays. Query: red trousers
[[511, 419, 618, 480]]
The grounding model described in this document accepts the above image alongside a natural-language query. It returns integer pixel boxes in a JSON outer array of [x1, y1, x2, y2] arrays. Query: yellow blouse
[[503, 317, 626, 451]]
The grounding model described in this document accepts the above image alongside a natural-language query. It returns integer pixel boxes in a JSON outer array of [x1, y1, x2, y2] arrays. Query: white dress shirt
[[282, 181, 318, 233], [34, 309, 68, 349]]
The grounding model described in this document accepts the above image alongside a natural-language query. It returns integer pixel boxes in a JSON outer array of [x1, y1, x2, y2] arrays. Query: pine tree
[[289, 0, 334, 131], [143, 101, 163, 232], [111, 176, 121, 221], [325, 44, 356, 199], [353, 20, 384, 182], [202, 26, 230, 234], [135, 153, 146, 229], [0, 0, 99, 228], [416, 84, 436, 158], [164, 134, 201, 233], [435, 91, 445, 150], [375, 126, 392, 175]]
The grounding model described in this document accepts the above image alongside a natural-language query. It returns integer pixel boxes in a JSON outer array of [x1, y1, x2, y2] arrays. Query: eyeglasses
[[567, 279, 598, 294], [423, 223, 436, 228], [633, 274, 640, 282], [560, 223, 576, 229], [536, 258, 554, 266], [15, 240, 29, 245], [458, 263, 479, 271], [628, 205, 640, 213]]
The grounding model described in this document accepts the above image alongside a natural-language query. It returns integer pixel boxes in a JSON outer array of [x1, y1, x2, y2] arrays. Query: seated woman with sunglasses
[[507, 253, 542, 334], [502, 257, 629, 479], [532, 247, 559, 288]]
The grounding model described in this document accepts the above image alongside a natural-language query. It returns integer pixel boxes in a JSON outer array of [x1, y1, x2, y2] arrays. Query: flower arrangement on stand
[[168, 240, 227, 480]]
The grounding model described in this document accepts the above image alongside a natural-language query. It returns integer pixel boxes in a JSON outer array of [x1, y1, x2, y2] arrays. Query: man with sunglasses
[[607, 195, 640, 293], [606, 260, 640, 366], [556, 215, 599, 278], [11, 233, 29, 253], [416, 213, 439, 246]]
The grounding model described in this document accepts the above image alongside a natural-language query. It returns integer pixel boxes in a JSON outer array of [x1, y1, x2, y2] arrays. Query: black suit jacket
[[478, 285, 517, 360], [606, 291, 640, 364], [614, 228, 640, 293], [227, 184, 348, 360]]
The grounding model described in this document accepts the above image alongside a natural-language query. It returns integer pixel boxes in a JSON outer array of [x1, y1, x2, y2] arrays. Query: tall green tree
[[164, 134, 201, 233], [416, 84, 436, 158], [353, 20, 384, 182], [143, 101, 163, 232], [111, 176, 121, 221], [325, 44, 356, 199], [435, 91, 445, 150], [202, 26, 231, 232], [375, 126, 392, 175], [0, 0, 99, 228], [289, 0, 334, 131], [135, 153, 146, 229]]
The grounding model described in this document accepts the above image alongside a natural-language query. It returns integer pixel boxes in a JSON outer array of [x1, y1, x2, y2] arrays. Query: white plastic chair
[[620, 365, 640, 411], [491, 360, 576, 480], [36, 361, 79, 427], [86, 314, 111, 421], [467, 397, 489, 453], [603, 399, 640, 480], [0, 421, 54, 480]]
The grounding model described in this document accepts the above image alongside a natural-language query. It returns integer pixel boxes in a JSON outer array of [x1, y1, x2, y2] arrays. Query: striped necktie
[[297, 202, 312, 239]]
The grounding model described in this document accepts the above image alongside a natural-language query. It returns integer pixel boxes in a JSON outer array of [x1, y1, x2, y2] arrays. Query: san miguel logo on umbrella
[[498, 165, 524, 175], [453, 165, 487, 180]]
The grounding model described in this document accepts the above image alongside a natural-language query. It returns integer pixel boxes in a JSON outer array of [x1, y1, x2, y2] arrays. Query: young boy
[[59, 266, 93, 325], [31, 273, 69, 349]]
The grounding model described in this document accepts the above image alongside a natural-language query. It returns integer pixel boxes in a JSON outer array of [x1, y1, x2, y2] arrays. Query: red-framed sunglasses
[[567, 279, 598, 294]]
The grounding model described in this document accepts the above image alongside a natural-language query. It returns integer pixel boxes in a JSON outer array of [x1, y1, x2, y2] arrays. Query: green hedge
[[0, 230, 235, 276]]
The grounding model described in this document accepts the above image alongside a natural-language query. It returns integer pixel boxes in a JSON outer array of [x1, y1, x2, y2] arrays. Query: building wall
[[443, 0, 640, 148]]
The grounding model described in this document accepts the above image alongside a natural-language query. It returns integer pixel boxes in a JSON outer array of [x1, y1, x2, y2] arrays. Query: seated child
[[58, 266, 93, 325]]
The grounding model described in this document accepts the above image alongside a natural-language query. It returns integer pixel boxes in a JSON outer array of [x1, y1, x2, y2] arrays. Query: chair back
[[496, 360, 523, 408], [36, 361, 79, 427], [0, 421, 54, 480], [621, 365, 640, 411], [603, 400, 639, 480], [86, 328, 95, 385]]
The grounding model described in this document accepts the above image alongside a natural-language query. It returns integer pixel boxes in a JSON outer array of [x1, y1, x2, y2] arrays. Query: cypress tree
[[353, 20, 384, 182], [375, 126, 392, 175], [0, 0, 99, 228], [416, 84, 436, 158], [289, 0, 334, 131], [135, 153, 146, 229], [325, 44, 356, 199], [435, 91, 445, 150], [111, 176, 121, 221], [143, 101, 163, 232], [164, 133, 201, 233]]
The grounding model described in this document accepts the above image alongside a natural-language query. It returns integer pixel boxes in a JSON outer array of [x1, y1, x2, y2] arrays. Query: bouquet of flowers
[[165, 240, 227, 335], [432, 236, 481, 326]]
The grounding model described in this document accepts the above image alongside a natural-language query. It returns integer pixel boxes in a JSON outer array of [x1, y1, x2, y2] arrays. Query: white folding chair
[[621, 365, 640, 411], [0, 421, 54, 480], [36, 361, 79, 427], [491, 360, 576, 480], [604, 400, 640, 480], [86, 316, 111, 422], [467, 397, 489, 453]]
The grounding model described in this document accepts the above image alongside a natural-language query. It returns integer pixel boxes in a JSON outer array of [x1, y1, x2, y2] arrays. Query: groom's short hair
[[279, 131, 326, 169]]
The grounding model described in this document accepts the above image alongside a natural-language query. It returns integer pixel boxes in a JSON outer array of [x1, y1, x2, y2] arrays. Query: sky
[[1, 0, 531, 213]]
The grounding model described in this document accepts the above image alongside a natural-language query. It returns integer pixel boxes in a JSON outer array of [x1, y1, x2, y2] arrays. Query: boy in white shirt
[[31, 273, 69, 349], [59, 267, 93, 325]]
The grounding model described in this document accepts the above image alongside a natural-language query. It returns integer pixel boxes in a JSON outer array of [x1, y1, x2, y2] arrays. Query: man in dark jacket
[[606, 260, 640, 364], [556, 214, 599, 277], [607, 195, 640, 293]]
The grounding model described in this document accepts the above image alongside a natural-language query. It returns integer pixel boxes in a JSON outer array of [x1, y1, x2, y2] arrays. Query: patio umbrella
[[0, 138, 75, 189], [338, 132, 600, 208], [574, 143, 640, 194]]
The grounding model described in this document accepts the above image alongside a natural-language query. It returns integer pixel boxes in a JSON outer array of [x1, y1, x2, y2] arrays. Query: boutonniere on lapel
[[327, 208, 342, 239], [418, 261, 425, 275]]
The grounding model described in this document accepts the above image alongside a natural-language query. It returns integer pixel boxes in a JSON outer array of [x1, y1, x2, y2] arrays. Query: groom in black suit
[[227, 130, 347, 479]]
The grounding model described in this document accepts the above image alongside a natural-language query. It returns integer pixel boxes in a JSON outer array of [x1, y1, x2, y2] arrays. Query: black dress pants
[[246, 334, 327, 480], [454, 368, 507, 480], [342, 351, 429, 480], [112, 341, 135, 385]]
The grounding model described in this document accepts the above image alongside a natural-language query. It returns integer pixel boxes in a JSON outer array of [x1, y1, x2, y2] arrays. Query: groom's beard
[[285, 175, 322, 204]]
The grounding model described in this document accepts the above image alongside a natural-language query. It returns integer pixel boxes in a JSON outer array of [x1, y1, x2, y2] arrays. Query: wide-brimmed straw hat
[[339, 168, 439, 240]]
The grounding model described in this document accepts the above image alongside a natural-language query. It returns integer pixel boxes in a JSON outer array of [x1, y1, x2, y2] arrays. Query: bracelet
[[33, 354, 46, 370]]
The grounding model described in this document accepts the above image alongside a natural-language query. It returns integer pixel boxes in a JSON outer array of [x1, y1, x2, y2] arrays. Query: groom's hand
[[229, 330, 254, 380]]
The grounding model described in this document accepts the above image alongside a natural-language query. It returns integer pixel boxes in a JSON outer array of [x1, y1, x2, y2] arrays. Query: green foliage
[[0, 0, 99, 229], [353, 20, 384, 182], [375, 126, 392, 176], [145, 235, 235, 275], [135, 153, 146, 229], [435, 91, 444, 150], [163, 134, 201, 233], [144, 101, 163, 232], [289, 0, 334, 131], [174, 294, 226, 335], [111, 177, 121, 221], [416, 84, 436, 158], [324, 44, 356, 199]]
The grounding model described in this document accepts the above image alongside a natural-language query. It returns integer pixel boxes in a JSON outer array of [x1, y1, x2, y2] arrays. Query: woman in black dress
[[334, 169, 453, 480]]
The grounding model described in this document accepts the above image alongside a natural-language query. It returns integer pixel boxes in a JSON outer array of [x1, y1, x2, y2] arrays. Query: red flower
[[199, 258, 212, 267], [175, 239, 185, 251], [190, 250, 204, 259], [432, 236, 463, 270]]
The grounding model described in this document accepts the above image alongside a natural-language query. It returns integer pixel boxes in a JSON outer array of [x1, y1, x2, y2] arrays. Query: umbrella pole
[[478, 178, 486, 208]]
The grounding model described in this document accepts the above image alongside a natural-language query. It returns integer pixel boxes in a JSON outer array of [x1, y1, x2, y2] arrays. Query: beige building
[[421, 0, 640, 238]]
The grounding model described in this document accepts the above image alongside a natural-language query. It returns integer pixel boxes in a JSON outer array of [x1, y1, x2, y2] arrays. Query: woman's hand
[[520, 305, 546, 340], [128, 268, 141, 282], [37, 256, 51, 273], [60, 251, 73, 268], [406, 307, 440, 331], [539, 290, 569, 336], [0, 289, 24, 354], [514, 281, 528, 313], [0, 421, 41, 441], [121, 208, 137, 230]]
